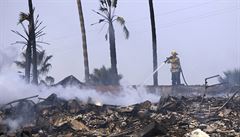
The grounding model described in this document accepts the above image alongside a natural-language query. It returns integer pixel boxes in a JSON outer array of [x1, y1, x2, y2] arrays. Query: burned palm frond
[[45, 76, 55, 85], [116, 16, 125, 25], [13, 13, 49, 50], [11, 30, 28, 42], [37, 50, 45, 64], [112, 0, 118, 8], [123, 25, 129, 39], [36, 50, 53, 77], [13, 12, 49, 51], [105, 0, 111, 7], [99, 6, 108, 13], [18, 12, 30, 23], [14, 61, 26, 69]]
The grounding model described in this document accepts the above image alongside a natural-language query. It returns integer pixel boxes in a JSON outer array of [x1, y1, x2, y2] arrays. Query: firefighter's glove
[[164, 57, 171, 63]]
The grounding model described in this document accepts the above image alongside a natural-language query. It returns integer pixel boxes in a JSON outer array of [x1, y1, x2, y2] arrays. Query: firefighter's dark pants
[[172, 71, 181, 85]]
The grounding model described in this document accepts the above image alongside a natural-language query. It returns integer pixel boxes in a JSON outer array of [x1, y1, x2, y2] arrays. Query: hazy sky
[[0, 0, 239, 85]]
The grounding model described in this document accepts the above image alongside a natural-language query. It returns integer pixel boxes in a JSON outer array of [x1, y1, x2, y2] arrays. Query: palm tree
[[76, 0, 90, 83], [89, 66, 122, 85], [28, 0, 38, 85], [12, 11, 48, 84], [93, 0, 129, 85], [15, 50, 53, 82], [149, 0, 158, 86]]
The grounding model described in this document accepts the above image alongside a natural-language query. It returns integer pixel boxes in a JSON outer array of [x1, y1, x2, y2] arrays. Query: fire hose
[[180, 65, 188, 86]]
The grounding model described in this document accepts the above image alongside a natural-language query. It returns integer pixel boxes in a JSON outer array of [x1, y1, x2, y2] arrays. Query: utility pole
[[149, 0, 158, 86]]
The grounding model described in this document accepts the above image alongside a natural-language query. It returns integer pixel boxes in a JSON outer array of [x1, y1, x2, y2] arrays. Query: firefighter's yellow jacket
[[167, 56, 181, 73]]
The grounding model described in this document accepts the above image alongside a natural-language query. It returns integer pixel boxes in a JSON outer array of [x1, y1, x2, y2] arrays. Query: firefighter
[[165, 51, 181, 85]]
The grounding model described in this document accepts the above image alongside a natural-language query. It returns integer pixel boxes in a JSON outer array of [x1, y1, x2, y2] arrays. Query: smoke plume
[[0, 46, 160, 106]]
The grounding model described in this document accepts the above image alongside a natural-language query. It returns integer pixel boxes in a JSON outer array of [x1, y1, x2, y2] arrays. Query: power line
[[155, 0, 216, 16], [132, 7, 238, 33], [127, 0, 216, 24], [158, 7, 239, 29]]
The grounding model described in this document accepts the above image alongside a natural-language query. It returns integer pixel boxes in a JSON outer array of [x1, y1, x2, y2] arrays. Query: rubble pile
[[0, 91, 240, 137]]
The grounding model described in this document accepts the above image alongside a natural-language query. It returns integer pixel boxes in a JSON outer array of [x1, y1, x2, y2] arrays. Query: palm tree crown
[[93, 0, 129, 39]]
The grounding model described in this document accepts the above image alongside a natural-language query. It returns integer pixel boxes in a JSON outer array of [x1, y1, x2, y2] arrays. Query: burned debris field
[[0, 0, 239, 137], [0, 86, 240, 137]]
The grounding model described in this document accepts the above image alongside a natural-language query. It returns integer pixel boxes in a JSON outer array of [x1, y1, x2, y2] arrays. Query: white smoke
[[0, 46, 18, 72], [42, 86, 160, 106], [0, 46, 160, 106], [0, 46, 38, 104], [3, 118, 23, 132], [0, 77, 160, 106]]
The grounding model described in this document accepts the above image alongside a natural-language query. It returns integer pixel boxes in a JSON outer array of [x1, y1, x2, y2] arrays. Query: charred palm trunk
[[77, 0, 90, 83], [109, 22, 118, 85], [149, 0, 158, 86], [25, 41, 31, 83], [28, 0, 38, 85]]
